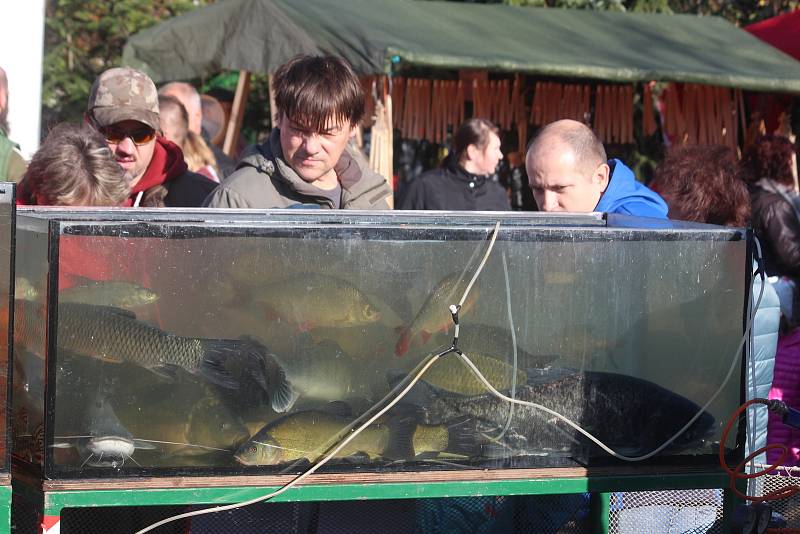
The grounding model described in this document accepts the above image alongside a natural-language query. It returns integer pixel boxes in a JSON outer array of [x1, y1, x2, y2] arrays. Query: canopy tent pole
[[223, 70, 251, 157]]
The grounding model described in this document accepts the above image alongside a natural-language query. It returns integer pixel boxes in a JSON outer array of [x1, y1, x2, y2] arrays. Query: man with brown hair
[[86, 67, 216, 207], [204, 55, 392, 209]]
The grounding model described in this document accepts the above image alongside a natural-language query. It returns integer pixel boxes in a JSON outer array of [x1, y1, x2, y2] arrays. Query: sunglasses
[[99, 125, 156, 145]]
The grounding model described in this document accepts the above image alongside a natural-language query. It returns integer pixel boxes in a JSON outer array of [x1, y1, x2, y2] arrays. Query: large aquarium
[[11, 209, 748, 479]]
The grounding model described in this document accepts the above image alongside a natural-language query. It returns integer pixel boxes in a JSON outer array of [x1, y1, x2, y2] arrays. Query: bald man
[[158, 81, 202, 135], [0, 67, 27, 182], [526, 119, 667, 218], [159, 81, 235, 178]]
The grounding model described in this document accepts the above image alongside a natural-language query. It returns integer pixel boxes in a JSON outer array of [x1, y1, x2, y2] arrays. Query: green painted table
[[12, 466, 738, 533]]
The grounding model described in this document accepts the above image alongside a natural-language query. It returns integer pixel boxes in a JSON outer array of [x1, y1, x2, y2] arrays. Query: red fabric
[[746, 10, 800, 61], [767, 327, 800, 466], [121, 136, 188, 206]]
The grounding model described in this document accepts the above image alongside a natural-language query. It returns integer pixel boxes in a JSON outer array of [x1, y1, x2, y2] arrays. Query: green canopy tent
[[122, 0, 800, 159], [124, 0, 800, 89]]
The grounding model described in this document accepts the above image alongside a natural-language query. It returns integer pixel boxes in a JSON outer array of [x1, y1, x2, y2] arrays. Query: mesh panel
[[61, 506, 188, 534], [11, 495, 40, 534], [751, 463, 800, 527], [609, 490, 725, 534], [46, 496, 592, 533]]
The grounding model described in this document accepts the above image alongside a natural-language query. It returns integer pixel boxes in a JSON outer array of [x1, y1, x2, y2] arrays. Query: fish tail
[[197, 340, 241, 390], [394, 327, 412, 358], [237, 336, 296, 413], [383, 414, 417, 460]]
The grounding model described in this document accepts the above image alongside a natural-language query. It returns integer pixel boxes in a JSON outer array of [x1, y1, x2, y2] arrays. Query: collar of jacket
[[444, 156, 492, 187], [130, 137, 188, 196], [265, 129, 363, 194]]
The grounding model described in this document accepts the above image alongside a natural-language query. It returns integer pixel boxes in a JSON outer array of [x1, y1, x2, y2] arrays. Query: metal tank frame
[[9, 208, 750, 533]]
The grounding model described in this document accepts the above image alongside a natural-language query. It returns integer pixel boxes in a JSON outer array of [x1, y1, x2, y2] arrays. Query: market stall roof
[[123, 0, 800, 92], [745, 9, 800, 62]]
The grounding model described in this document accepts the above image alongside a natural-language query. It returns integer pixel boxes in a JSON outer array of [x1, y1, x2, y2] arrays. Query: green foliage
[[42, 0, 205, 131]]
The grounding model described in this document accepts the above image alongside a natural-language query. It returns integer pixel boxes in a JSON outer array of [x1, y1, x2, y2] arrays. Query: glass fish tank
[[11, 208, 749, 480], [0, 183, 13, 477]]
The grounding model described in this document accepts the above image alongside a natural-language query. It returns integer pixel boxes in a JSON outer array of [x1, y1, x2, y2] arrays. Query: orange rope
[[720, 398, 800, 502]]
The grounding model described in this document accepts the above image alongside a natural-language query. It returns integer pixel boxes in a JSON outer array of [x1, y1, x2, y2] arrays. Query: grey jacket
[[203, 129, 392, 209]]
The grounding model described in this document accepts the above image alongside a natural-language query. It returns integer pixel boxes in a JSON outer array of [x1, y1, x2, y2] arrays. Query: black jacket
[[398, 159, 510, 211], [164, 169, 218, 207], [750, 181, 800, 278]]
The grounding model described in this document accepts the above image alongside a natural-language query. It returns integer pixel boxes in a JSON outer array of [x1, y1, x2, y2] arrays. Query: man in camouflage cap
[[86, 67, 215, 207]]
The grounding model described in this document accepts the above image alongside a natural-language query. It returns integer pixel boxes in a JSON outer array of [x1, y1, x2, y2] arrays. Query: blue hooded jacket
[[595, 159, 668, 219]]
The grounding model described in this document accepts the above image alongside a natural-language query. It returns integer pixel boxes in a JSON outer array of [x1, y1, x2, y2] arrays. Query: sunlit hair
[[650, 145, 750, 227], [527, 120, 607, 175], [740, 135, 796, 187], [454, 118, 499, 163], [273, 55, 364, 131], [158, 95, 189, 147], [20, 123, 130, 206], [183, 131, 218, 176]]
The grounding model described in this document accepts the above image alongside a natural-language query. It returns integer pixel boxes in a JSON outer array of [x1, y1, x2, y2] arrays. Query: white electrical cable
[[136, 222, 504, 534], [492, 252, 517, 441], [455, 236, 765, 462]]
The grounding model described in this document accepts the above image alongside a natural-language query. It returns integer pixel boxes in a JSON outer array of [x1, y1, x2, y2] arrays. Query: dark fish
[[419, 369, 716, 458], [16, 301, 295, 412]]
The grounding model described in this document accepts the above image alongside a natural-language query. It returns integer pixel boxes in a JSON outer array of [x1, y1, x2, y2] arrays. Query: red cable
[[719, 398, 800, 502]]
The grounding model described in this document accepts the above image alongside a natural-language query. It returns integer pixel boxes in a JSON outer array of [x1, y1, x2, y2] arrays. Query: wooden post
[[223, 70, 251, 158], [268, 74, 279, 128]]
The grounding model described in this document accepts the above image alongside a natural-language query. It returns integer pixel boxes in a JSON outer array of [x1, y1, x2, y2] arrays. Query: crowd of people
[[3, 53, 800, 530]]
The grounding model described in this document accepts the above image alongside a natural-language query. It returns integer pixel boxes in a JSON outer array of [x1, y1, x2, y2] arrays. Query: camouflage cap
[[87, 67, 160, 130]]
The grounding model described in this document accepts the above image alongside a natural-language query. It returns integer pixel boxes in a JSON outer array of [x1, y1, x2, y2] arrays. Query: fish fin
[[150, 364, 179, 382], [132, 439, 158, 450], [89, 304, 139, 320], [196, 340, 240, 390], [236, 336, 296, 412], [420, 330, 432, 344], [384, 414, 417, 460], [270, 369, 297, 413], [394, 327, 412, 358]]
